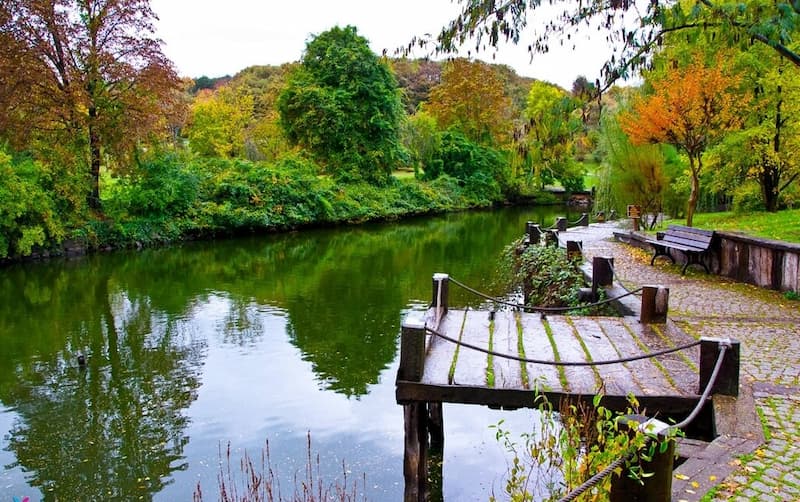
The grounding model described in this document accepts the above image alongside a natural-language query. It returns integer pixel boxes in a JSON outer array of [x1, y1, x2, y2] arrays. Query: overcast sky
[[149, 0, 621, 89]]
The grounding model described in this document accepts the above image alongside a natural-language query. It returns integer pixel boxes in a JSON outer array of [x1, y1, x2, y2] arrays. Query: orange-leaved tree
[[621, 58, 743, 226]]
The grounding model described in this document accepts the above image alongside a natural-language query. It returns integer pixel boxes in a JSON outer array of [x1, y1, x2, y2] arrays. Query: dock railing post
[[556, 216, 568, 232], [431, 273, 449, 323], [566, 240, 582, 261], [399, 317, 426, 382], [610, 415, 675, 502], [525, 221, 541, 245], [578, 212, 590, 226], [699, 338, 740, 396], [592, 256, 614, 292], [640, 285, 669, 324], [596, 211, 606, 223]]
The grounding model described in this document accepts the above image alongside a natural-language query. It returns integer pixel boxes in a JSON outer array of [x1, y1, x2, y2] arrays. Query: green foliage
[[500, 240, 584, 308], [105, 152, 199, 219], [278, 26, 404, 185], [491, 393, 682, 501], [525, 81, 584, 190], [732, 181, 766, 213], [0, 148, 65, 258], [401, 111, 441, 177]]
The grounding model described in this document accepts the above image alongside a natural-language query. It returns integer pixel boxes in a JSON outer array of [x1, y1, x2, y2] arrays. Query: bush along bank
[[1, 151, 556, 263]]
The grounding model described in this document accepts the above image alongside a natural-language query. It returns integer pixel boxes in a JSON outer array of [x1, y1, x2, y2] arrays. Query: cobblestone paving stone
[[565, 223, 800, 501]]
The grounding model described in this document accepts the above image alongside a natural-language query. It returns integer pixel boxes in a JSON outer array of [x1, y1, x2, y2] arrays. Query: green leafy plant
[[491, 392, 682, 502]]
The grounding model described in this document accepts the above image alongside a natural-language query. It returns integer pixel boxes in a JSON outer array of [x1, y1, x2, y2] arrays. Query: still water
[[0, 206, 580, 501]]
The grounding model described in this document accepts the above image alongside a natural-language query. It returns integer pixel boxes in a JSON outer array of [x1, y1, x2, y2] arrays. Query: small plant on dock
[[491, 392, 681, 501], [500, 239, 584, 309], [192, 433, 366, 502]]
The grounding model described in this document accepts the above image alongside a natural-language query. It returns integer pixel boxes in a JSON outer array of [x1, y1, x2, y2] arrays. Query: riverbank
[[2, 162, 561, 266]]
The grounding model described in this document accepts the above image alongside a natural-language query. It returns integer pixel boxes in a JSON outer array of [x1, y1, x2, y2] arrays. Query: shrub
[[501, 240, 585, 308], [0, 149, 65, 258]]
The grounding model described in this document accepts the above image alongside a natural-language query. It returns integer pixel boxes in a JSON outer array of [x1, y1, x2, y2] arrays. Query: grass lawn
[[686, 209, 800, 244]]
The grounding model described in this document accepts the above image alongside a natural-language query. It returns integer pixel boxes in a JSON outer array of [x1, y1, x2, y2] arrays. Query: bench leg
[[681, 253, 710, 275], [650, 246, 674, 266]]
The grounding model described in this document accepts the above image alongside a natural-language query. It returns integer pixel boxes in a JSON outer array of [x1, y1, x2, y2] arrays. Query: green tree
[[401, 111, 441, 177], [278, 26, 404, 184], [0, 0, 183, 210], [188, 87, 253, 158], [525, 81, 583, 190]]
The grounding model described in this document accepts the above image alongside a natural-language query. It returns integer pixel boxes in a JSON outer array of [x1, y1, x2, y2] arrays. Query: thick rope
[[608, 262, 642, 297], [448, 276, 644, 313], [556, 342, 729, 502], [424, 325, 701, 367]]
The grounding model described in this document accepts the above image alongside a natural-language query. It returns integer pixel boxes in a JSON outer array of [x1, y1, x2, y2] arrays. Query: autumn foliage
[[621, 58, 743, 225]]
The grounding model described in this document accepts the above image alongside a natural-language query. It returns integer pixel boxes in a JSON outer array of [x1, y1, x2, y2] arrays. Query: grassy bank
[[685, 209, 800, 244]]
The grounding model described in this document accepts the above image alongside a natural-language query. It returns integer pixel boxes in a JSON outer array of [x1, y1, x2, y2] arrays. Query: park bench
[[645, 225, 716, 274]]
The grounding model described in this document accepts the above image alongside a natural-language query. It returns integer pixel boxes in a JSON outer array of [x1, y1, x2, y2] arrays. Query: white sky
[[149, 0, 622, 89]]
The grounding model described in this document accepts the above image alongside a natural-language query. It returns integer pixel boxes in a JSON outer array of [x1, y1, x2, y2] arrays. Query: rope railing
[[556, 341, 730, 502], [448, 276, 644, 313], [424, 325, 701, 367]]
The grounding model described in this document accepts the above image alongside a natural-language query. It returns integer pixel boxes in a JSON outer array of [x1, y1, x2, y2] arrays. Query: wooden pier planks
[[490, 310, 524, 389], [518, 313, 565, 393], [421, 309, 466, 386], [406, 308, 701, 408], [451, 310, 492, 386]]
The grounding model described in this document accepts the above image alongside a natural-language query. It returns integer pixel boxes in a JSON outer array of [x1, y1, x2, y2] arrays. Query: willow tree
[[0, 0, 182, 211], [621, 58, 742, 226]]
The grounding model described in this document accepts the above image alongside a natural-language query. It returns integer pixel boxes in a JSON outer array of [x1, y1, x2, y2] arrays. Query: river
[[0, 205, 582, 501]]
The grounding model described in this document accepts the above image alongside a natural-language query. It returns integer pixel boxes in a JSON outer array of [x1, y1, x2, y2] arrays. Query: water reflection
[[0, 205, 579, 499]]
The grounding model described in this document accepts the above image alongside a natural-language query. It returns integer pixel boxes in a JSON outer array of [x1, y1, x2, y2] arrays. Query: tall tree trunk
[[765, 85, 784, 212], [88, 105, 101, 211], [686, 155, 700, 227]]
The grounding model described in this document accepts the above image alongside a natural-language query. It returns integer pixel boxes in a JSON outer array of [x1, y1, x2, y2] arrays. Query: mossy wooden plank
[[491, 310, 523, 389], [619, 320, 698, 397], [421, 309, 467, 386], [568, 316, 642, 396], [595, 318, 681, 396], [518, 314, 564, 393], [451, 310, 492, 387], [546, 316, 602, 394]]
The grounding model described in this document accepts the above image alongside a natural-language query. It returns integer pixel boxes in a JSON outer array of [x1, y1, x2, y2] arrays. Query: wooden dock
[[397, 307, 704, 415], [395, 270, 741, 502]]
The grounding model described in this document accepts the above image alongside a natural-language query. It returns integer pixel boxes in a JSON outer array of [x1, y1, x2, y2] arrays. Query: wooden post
[[577, 212, 590, 226], [431, 273, 449, 316], [632, 216, 641, 231], [640, 285, 669, 324], [592, 256, 614, 290], [399, 317, 426, 382], [556, 216, 568, 232], [526, 221, 541, 245], [566, 240, 583, 261], [427, 402, 444, 502], [699, 338, 740, 396], [610, 415, 675, 502], [404, 402, 429, 502], [545, 230, 559, 247], [596, 211, 606, 223], [609, 209, 617, 220]]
